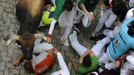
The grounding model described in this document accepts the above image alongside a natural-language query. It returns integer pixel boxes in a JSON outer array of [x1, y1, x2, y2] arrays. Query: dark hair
[[84, 0, 98, 8], [128, 21, 134, 36], [103, 0, 109, 6], [112, 0, 128, 22], [82, 54, 91, 66], [64, 0, 73, 11]]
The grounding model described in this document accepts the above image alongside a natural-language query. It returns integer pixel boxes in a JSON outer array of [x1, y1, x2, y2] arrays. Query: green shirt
[[53, 0, 65, 20], [79, 0, 98, 12], [77, 55, 99, 74]]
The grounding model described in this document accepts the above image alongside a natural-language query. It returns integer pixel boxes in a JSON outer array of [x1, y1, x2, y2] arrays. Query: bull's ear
[[7, 35, 19, 46], [34, 33, 47, 41]]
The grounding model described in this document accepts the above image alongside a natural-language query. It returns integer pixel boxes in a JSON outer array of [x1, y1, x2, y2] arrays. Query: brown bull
[[16, 0, 46, 34], [7, 0, 51, 67]]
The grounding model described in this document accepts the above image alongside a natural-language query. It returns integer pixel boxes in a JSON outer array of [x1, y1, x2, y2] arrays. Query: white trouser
[[91, 37, 111, 57], [34, 39, 54, 53], [74, 6, 92, 28], [69, 31, 111, 57], [120, 62, 134, 75], [92, 9, 117, 36], [58, 7, 76, 46], [51, 52, 70, 75], [82, 13, 92, 28], [99, 51, 120, 70], [129, 0, 134, 8], [48, 19, 57, 35], [99, 52, 112, 64], [69, 31, 87, 56], [103, 23, 121, 39]]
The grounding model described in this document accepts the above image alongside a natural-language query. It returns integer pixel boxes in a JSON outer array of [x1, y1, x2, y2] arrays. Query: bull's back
[[18, 0, 44, 17], [17, 0, 45, 34]]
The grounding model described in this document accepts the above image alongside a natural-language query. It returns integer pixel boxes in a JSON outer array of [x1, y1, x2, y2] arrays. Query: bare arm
[[79, 4, 94, 20]]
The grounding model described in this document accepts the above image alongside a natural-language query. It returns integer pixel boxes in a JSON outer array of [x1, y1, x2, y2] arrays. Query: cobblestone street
[[0, 0, 97, 75]]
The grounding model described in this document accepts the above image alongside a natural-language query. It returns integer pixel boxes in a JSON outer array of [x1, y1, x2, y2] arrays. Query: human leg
[[91, 37, 111, 57], [69, 31, 87, 56], [92, 9, 110, 36], [105, 10, 117, 28], [99, 52, 111, 64]]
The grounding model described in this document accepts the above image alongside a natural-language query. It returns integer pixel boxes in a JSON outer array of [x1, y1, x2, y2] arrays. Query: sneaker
[[90, 34, 106, 41], [73, 25, 80, 33], [100, 63, 108, 71]]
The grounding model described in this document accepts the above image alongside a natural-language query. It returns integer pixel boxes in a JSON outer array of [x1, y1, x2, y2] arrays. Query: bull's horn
[[7, 35, 19, 46], [34, 33, 47, 41]]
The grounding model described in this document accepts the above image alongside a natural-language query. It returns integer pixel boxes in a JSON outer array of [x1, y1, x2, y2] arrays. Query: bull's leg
[[13, 52, 24, 66]]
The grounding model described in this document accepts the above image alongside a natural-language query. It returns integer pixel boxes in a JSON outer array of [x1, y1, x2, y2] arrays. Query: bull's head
[[7, 32, 47, 61]]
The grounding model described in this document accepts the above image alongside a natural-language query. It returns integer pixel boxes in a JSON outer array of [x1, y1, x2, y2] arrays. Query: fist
[[47, 34, 53, 43]]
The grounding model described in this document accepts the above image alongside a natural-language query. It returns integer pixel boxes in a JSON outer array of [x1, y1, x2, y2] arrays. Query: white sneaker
[[91, 72, 99, 75]]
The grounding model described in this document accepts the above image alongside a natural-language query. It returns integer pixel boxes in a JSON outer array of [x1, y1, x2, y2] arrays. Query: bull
[[7, 0, 50, 67], [16, 0, 46, 34]]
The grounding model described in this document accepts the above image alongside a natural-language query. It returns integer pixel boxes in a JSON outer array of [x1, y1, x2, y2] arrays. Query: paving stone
[[0, 61, 6, 71], [0, 7, 3, 16], [1, 39, 6, 46], [5, 8, 13, 13], [0, 20, 3, 26], [8, 49, 14, 57], [6, 62, 14, 68], [8, 13, 15, 19], [0, 71, 3, 75], [1, 2, 10, 8], [19, 68, 25, 75], [0, 44, 4, 51], [5, 18, 11, 26], [2, 56, 11, 62], [3, 69, 9, 75], [12, 69, 19, 75]]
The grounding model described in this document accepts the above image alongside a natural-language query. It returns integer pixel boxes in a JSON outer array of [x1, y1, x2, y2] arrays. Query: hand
[[43, 4, 51, 11], [47, 34, 53, 43], [88, 13, 95, 21], [53, 48, 59, 54]]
